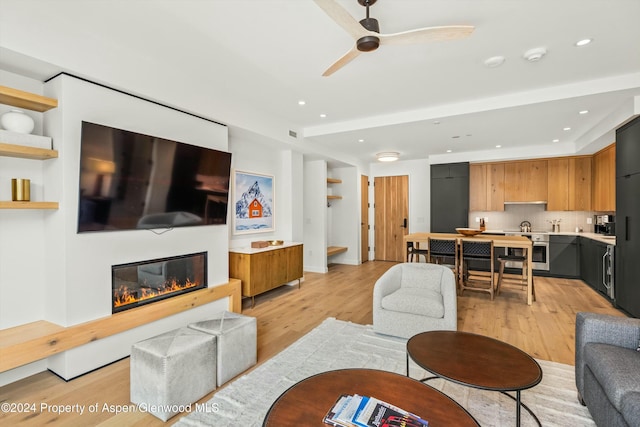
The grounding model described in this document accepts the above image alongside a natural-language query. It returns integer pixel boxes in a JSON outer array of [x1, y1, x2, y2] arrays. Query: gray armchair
[[575, 312, 640, 427], [373, 263, 457, 339]]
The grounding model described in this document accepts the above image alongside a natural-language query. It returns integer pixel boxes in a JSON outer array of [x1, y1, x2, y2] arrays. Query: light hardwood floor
[[0, 261, 624, 426]]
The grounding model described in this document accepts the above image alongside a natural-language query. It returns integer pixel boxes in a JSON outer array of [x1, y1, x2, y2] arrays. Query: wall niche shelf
[[0, 85, 58, 112], [0, 201, 59, 210], [327, 177, 342, 201], [0, 142, 58, 160]]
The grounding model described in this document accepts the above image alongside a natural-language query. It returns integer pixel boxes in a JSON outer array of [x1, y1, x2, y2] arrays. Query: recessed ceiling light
[[319, 113, 327, 118], [495, 145, 502, 148], [298, 100, 306, 106], [553, 139, 560, 143], [575, 38, 593, 47], [579, 110, 589, 115], [563, 127, 571, 131], [484, 56, 506, 68], [376, 152, 399, 162], [446, 149, 452, 153], [358, 139, 364, 143]]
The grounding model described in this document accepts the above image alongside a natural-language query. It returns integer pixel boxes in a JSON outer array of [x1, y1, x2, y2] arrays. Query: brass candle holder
[[11, 178, 30, 201]]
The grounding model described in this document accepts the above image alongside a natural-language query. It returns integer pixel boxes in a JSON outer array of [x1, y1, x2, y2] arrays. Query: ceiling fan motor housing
[[358, 17, 380, 51]]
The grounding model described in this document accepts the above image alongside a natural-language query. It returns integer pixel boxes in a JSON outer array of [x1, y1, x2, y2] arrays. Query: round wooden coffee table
[[406, 331, 542, 427], [263, 368, 479, 426]]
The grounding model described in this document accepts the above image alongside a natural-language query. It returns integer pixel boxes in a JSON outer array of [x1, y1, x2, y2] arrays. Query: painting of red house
[[249, 199, 263, 218]]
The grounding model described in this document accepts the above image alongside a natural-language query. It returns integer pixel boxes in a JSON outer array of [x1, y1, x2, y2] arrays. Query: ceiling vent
[[523, 47, 547, 62], [288, 130, 297, 138]]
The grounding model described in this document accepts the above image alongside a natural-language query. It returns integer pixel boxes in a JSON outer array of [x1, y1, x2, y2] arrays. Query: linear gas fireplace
[[112, 252, 207, 313]]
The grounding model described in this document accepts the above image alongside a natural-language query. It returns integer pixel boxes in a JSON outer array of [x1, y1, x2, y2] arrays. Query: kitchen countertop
[[482, 230, 615, 245]]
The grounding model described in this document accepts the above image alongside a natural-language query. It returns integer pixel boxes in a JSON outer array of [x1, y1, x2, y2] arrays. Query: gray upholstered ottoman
[[189, 311, 257, 386], [130, 327, 217, 421]]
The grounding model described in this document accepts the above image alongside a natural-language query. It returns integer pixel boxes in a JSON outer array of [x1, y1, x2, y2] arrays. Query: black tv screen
[[77, 121, 232, 232]]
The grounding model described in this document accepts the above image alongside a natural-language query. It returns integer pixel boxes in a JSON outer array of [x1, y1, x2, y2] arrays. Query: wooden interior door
[[361, 175, 369, 263], [374, 175, 409, 262]]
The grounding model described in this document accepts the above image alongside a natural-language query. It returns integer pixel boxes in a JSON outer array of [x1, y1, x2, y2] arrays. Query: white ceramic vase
[[0, 109, 35, 134]]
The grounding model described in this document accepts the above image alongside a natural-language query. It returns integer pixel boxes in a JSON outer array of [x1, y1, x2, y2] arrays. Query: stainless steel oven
[[504, 232, 550, 271]]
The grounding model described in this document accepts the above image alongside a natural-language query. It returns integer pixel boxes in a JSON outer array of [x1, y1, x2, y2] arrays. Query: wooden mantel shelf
[[0, 279, 241, 373]]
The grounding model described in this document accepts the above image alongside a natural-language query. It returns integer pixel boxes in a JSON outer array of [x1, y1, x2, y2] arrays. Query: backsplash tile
[[469, 205, 614, 233]]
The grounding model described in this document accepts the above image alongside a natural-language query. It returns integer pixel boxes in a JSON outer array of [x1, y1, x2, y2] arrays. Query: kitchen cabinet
[[593, 144, 615, 211], [547, 157, 592, 211], [469, 164, 487, 211], [431, 162, 469, 233], [229, 243, 303, 303], [579, 237, 608, 296], [616, 118, 640, 177], [547, 158, 569, 211], [615, 116, 640, 317], [569, 157, 592, 211], [504, 160, 547, 203], [469, 163, 505, 212], [549, 235, 579, 278]]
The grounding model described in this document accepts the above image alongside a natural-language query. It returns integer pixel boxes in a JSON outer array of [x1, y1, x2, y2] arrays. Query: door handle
[[401, 218, 407, 228]]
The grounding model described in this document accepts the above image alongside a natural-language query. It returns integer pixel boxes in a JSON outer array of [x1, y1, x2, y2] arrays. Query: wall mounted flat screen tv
[[77, 121, 232, 233]]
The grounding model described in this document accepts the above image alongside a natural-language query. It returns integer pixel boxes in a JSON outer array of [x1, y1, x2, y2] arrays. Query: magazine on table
[[324, 393, 429, 427]]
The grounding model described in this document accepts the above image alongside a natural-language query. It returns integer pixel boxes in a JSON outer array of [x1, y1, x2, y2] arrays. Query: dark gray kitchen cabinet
[[430, 162, 469, 233], [616, 116, 640, 177], [615, 115, 640, 317], [550, 235, 579, 278], [580, 237, 608, 296]]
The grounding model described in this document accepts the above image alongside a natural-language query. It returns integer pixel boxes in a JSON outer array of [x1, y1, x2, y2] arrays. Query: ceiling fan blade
[[380, 25, 475, 45], [323, 46, 361, 76], [313, 0, 370, 40]]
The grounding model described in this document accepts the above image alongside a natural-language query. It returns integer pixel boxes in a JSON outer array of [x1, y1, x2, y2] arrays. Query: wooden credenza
[[229, 242, 303, 304]]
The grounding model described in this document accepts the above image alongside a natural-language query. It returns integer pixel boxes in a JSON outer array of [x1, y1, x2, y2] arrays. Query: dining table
[[403, 232, 534, 305]]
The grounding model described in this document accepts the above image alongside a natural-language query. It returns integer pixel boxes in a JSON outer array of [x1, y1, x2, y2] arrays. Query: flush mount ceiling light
[[484, 55, 506, 68], [376, 152, 399, 162], [523, 47, 547, 62], [575, 38, 593, 47]]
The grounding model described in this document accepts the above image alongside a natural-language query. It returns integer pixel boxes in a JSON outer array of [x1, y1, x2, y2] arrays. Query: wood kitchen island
[[404, 233, 534, 305]]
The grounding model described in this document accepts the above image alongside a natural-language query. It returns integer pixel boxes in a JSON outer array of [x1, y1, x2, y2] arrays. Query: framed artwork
[[233, 170, 275, 234]]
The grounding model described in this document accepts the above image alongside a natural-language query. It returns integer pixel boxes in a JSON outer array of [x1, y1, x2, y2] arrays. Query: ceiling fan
[[314, 0, 474, 76]]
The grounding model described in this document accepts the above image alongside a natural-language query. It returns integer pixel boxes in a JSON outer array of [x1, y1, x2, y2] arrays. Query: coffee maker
[[594, 214, 615, 235]]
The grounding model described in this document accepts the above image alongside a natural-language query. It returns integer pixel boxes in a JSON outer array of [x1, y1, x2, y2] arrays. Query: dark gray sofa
[[575, 312, 640, 426]]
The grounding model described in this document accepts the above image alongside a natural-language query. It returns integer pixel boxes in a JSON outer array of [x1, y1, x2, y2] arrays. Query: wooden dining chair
[[406, 241, 428, 262], [496, 254, 536, 301], [427, 237, 459, 285], [459, 239, 495, 300]]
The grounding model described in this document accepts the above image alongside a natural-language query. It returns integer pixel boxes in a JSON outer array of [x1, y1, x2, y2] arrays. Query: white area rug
[[175, 318, 594, 427]]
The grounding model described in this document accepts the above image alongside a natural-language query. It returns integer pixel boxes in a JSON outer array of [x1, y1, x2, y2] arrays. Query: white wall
[[303, 160, 328, 273], [227, 131, 304, 248], [0, 73, 233, 383], [369, 158, 431, 233], [327, 166, 360, 265]]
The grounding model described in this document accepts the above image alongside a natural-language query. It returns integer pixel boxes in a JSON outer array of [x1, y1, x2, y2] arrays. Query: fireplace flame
[[113, 278, 200, 309]]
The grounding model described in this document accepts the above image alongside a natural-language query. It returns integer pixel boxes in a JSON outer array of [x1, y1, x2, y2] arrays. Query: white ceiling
[[1, 0, 639, 167]]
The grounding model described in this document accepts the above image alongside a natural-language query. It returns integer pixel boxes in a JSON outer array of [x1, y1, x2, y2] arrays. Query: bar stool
[[459, 239, 494, 300], [496, 254, 536, 301], [427, 237, 459, 285], [407, 241, 428, 262]]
